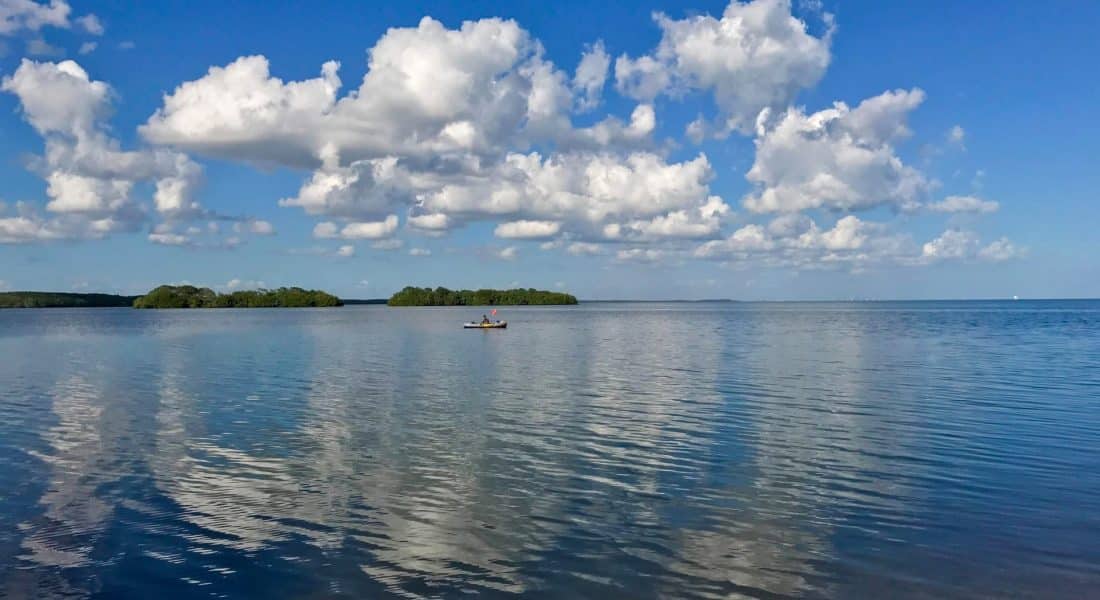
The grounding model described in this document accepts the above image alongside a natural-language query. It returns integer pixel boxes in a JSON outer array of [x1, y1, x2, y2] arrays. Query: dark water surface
[[1, 301, 1099, 599]]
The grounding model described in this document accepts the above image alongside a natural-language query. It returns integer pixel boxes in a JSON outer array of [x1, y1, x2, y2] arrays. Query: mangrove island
[[0, 292, 139, 309], [387, 286, 578, 306], [133, 285, 343, 308]]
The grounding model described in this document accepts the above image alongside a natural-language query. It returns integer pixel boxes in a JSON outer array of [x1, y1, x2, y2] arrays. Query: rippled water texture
[[1, 301, 1099, 598]]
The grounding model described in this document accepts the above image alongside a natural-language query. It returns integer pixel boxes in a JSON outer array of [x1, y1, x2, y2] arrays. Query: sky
[[0, 0, 1097, 300]]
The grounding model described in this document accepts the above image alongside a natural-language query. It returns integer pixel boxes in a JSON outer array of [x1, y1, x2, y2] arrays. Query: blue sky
[[0, 0, 1097, 300]]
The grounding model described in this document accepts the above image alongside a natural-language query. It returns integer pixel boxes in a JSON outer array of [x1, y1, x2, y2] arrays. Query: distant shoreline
[[3, 291, 1097, 309]]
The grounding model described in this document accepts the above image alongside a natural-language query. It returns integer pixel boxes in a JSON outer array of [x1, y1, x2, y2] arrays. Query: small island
[[0, 292, 139, 308], [133, 285, 343, 308], [387, 286, 578, 306]]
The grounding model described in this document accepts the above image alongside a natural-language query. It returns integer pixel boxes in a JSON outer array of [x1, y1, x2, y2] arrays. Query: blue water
[[1, 301, 1098, 598]]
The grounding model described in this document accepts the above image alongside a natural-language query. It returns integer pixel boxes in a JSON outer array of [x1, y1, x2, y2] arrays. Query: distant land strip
[[133, 285, 342, 308], [0, 292, 138, 308], [387, 286, 578, 306]]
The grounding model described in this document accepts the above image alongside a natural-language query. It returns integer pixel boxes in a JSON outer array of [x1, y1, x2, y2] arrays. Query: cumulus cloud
[[141, 17, 574, 166], [147, 226, 190, 246], [0, 6, 1020, 274], [77, 40, 95, 54], [370, 238, 403, 250], [695, 214, 920, 269], [140, 17, 668, 230], [408, 247, 431, 256], [225, 278, 266, 291], [25, 37, 61, 56], [744, 88, 929, 213], [313, 215, 398, 240], [566, 241, 603, 256], [414, 151, 729, 241], [921, 230, 1023, 263], [947, 125, 965, 147], [977, 237, 1022, 262], [920, 229, 978, 261], [1, 59, 205, 242], [146, 221, 258, 249], [0, 0, 71, 36], [74, 13, 101, 35], [616, 0, 832, 135], [494, 220, 562, 239], [573, 41, 610, 111], [927, 195, 998, 214], [233, 219, 275, 235], [616, 248, 665, 263]]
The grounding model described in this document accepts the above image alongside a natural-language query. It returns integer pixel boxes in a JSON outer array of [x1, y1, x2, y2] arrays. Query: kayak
[[464, 321, 507, 329]]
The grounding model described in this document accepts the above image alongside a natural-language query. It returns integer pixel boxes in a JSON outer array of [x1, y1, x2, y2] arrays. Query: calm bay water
[[1, 301, 1098, 598]]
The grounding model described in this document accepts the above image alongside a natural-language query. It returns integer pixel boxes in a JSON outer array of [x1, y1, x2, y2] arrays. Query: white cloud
[[140, 17, 565, 167], [415, 151, 729, 242], [357, 279, 369, 288], [233, 219, 275, 235], [370, 238, 403, 250], [0, 200, 137, 243], [0, 59, 205, 241], [143, 55, 342, 167], [695, 214, 920, 269], [278, 155, 412, 219], [74, 13, 101, 35], [921, 229, 978, 261], [132, 16, 739, 255], [927, 195, 998, 214], [0, 214, 57, 243], [25, 37, 61, 56], [225, 278, 266, 291], [117, 40, 134, 50], [0, 0, 71, 36], [573, 40, 610, 111], [493, 246, 518, 260], [566, 241, 603, 256], [148, 231, 191, 246], [336, 244, 355, 257], [313, 216, 397, 240], [408, 247, 431, 256], [0, 6, 1020, 273], [616, 0, 832, 135], [77, 41, 95, 54], [337, 215, 399, 240], [920, 230, 1023, 263], [977, 237, 1022, 262], [744, 88, 929, 213], [312, 222, 338, 239], [947, 124, 965, 146], [493, 219, 562, 239], [616, 248, 665, 263], [407, 212, 450, 232]]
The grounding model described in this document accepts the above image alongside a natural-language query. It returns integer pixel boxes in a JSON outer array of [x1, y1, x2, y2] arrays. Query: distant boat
[[1013, 295, 1020, 301], [464, 321, 507, 329]]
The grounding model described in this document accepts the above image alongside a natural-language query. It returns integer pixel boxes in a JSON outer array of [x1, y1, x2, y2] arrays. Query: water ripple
[[1, 301, 1098, 598]]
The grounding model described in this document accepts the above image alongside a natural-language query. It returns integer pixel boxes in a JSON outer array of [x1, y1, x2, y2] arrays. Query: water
[[1, 301, 1099, 599]]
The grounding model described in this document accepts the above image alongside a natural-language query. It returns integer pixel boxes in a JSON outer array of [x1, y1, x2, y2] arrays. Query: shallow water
[[1, 301, 1098, 598]]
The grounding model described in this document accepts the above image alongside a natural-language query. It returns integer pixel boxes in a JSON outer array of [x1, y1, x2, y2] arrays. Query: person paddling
[[481, 314, 491, 324]]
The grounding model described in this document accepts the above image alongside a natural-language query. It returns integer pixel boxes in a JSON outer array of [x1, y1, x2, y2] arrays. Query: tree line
[[133, 285, 343, 308], [0, 292, 138, 308], [387, 286, 578, 306]]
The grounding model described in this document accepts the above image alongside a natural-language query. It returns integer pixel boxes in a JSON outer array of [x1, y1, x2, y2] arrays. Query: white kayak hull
[[463, 321, 507, 329]]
